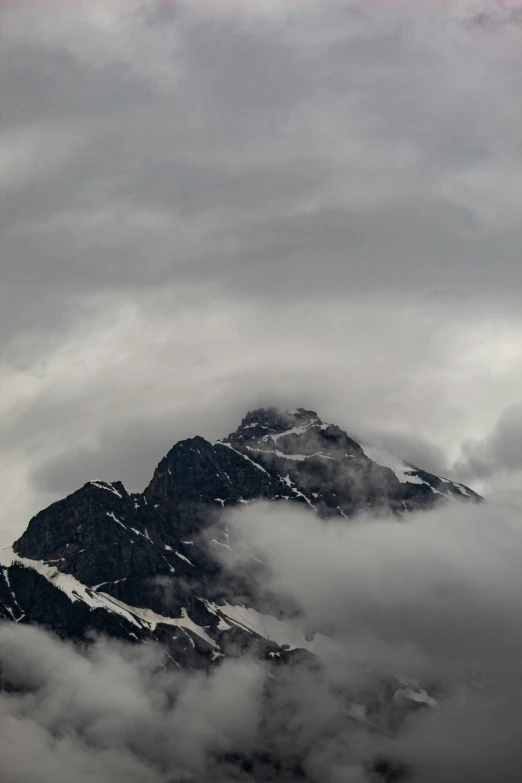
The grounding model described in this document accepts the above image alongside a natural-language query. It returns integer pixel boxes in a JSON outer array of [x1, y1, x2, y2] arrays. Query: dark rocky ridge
[[1, 407, 480, 658]]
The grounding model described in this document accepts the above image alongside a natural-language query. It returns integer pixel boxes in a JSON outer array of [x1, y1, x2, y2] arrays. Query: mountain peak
[[2, 404, 482, 677], [231, 407, 322, 440]]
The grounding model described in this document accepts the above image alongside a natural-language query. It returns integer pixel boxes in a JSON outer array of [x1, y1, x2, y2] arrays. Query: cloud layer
[[217, 499, 522, 781], [2, 498, 522, 782], [0, 624, 266, 783]]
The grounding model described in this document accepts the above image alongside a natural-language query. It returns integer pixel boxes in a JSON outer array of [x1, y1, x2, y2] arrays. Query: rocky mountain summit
[[0, 407, 480, 666]]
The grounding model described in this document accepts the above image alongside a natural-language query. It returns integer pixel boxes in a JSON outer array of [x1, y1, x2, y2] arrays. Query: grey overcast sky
[[1, 0, 521, 545]]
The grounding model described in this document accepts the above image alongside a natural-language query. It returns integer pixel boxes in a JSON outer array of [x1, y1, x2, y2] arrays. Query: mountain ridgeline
[[0, 407, 480, 663]]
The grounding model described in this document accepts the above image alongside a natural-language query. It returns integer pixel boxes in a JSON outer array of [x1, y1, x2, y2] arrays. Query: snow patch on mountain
[[0, 548, 216, 646], [207, 600, 326, 652], [361, 444, 428, 485]]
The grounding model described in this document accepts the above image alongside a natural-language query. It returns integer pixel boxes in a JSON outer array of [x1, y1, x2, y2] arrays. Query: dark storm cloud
[[1, 0, 521, 341], [231, 199, 522, 296]]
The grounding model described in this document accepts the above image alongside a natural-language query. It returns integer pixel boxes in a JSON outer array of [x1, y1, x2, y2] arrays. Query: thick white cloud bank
[[0, 625, 266, 783], [221, 501, 522, 682], [2, 499, 522, 782]]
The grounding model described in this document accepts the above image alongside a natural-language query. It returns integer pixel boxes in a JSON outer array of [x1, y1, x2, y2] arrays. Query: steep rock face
[[223, 407, 480, 515], [3, 407, 480, 664], [13, 480, 165, 586], [144, 435, 282, 529]]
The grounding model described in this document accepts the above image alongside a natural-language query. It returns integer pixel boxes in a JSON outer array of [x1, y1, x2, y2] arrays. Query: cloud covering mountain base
[[2, 499, 521, 783]]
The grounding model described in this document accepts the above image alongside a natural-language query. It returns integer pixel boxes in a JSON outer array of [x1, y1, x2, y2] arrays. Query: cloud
[[458, 405, 522, 479], [0, 623, 265, 783], [222, 501, 522, 674], [2, 497, 522, 782], [215, 499, 522, 780], [455, 405, 522, 508], [2, 0, 522, 341]]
